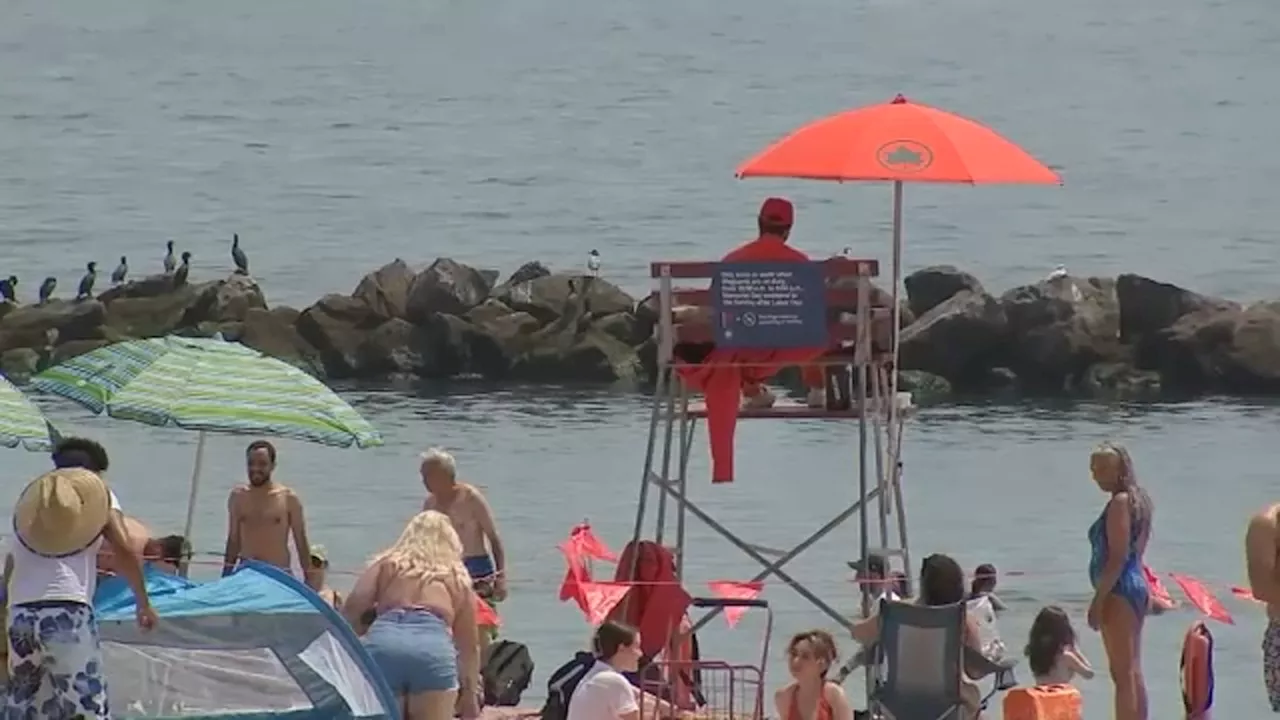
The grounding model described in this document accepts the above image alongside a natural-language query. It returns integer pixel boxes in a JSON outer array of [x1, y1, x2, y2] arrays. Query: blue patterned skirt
[[5, 600, 110, 720]]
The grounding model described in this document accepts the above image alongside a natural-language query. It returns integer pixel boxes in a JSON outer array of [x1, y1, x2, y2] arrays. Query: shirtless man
[[1247, 503, 1280, 711], [420, 448, 506, 600], [222, 440, 315, 584]]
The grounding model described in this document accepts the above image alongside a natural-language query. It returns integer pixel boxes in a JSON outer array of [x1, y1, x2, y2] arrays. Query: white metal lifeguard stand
[[625, 255, 912, 694]]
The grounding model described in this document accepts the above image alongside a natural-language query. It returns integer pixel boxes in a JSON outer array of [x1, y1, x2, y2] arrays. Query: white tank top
[[5, 489, 121, 607]]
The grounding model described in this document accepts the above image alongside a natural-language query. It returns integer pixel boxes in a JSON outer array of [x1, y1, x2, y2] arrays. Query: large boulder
[[356, 318, 434, 377], [405, 258, 491, 322], [353, 259, 415, 320], [510, 328, 642, 383], [493, 274, 634, 324], [1115, 274, 1239, 370], [101, 284, 207, 339], [1153, 302, 1280, 394], [96, 273, 185, 303], [999, 276, 1122, 393], [416, 313, 512, 379], [295, 295, 388, 378], [0, 300, 106, 352], [183, 275, 268, 325], [239, 307, 323, 376], [904, 266, 985, 319], [898, 291, 1007, 385]]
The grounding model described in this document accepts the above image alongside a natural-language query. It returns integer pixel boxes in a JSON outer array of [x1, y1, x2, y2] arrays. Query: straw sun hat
[[13, 468, 111, 558]]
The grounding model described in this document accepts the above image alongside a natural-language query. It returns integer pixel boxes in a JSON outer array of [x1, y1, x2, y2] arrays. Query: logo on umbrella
[[876, 140, 934, 173]]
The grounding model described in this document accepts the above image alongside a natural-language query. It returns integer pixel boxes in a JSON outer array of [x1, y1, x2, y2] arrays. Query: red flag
[[1170, 573, 1234, 625], [1143, 565, 1175, 607], [475, 596, 501, 627], [578, 581, 633, 625], [1231, 586, 1264, 604], [568, 523, 617, 562], [558, 542, 591, 611], [706, 580, 763, 628]]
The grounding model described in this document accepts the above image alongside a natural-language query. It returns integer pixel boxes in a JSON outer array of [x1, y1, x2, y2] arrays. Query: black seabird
[[163, 241, 176, 274], [111, 256, 128, 285], [173, 252, 192, 287], [38, 277, 56, 304], [0, 276, 16, 302], [77, 262, 97, 300], [231, 234, 248, 275]]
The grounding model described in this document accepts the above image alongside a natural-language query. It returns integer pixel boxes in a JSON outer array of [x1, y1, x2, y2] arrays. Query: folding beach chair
[[870, 600, 1018, 720]]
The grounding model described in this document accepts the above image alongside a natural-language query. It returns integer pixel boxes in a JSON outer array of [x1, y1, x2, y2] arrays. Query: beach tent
[[95, 561, 398, 719]]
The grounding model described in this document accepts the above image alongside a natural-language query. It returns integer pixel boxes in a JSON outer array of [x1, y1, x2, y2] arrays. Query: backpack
[[539, 652, 596, 720], [481, 640, 534, 707]]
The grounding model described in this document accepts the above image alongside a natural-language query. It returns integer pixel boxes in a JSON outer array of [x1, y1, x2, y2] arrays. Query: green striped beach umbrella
[[0, 375, 60, 452], [32, 336, 383, 547]]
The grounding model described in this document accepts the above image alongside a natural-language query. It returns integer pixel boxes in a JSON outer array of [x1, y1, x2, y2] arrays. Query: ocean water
[[3, 0, 1280, 716]]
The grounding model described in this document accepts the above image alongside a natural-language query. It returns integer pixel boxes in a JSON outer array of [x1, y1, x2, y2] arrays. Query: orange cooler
[[1002, 684, 1083, 720]]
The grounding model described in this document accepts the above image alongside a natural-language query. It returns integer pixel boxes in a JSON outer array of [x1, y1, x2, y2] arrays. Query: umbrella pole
[[886, 181, 904, 512], [179, 430, 207, 578]]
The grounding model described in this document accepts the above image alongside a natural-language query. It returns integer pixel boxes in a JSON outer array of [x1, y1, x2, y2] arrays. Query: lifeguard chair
[[622, 254, 913, 703]]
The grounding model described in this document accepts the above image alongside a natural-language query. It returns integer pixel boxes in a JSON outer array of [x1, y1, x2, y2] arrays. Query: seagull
[[231, 233, 249, 275], [0, 276, 16, 302], [163, 241, 176, 274], [841, 247, 854, 257], [38, 277, 56, 304], [111, 256, 128, 285], [1046, 265, 1068, 281], [77, 262, 97, 300], [173, 252, 192, 287], [586, 249, 601, 278]]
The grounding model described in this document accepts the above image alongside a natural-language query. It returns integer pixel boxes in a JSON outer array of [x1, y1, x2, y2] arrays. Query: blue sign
[[711, 262, 828, 349]]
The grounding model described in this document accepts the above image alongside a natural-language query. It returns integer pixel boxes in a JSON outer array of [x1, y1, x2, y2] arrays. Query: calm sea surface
[[4, 0, 1280, 716]]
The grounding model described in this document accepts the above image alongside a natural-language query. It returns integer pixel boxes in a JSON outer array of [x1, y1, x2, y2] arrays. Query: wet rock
[[1152, 303, 1280, 394], [417, 313, 512, 379], [101, 286, 204, 339], [511, 327, 641, 383], [357, 318, 433, 377], [1081, 362, 1162, 399], [0, 299, 106, 353], [0, 348, 40, 378], [593, 312, 641, 345], [97, 274, 186, 303], [493, 274, 634, 324], [1115, 274, 1239, 370], [999, 276, 1122, 393], [898, 291, 1007, 386], [904, 266, 985, 319], [239, 307, 323, 377], [897, 370, 953, 402], [183, 274, 268, 325], [405, 258, 491, 322], [353, 259, 415, 320], [296, 295, 387, 378]]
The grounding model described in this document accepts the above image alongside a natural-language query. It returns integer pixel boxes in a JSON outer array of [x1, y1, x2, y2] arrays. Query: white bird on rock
[[1046, 264, 1068, 281], [586, 249, 601, 277]]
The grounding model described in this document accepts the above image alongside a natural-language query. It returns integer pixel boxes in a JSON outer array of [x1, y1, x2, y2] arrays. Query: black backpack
[[481, 640, 535, 707], [539, 652, 596, 720]]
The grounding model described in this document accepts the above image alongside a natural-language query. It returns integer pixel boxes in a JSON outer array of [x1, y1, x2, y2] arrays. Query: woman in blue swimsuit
[[1087, 442, 1153, 720]]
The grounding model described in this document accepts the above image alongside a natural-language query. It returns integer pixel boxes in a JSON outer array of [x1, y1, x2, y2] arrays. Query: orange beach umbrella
[[736, 93, 1060, 425]]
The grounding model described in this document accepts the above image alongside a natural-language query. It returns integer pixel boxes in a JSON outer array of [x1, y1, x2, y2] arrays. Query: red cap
[[758, 197, 794, 227]]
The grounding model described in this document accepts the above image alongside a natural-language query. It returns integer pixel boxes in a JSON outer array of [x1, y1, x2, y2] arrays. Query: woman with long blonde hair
[[343, 511, 481, 720], [1086, 442, 1153, 720]]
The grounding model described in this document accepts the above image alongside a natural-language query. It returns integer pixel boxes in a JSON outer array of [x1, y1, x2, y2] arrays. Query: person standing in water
[[420, 448, 507, 600], [222, 440, 316, 583], [1086, 442, 1152, 720], [1246, 502, 1280, 711]]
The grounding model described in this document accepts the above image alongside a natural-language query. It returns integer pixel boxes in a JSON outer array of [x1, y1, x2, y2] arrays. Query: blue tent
[[95, 561, 398, 719]]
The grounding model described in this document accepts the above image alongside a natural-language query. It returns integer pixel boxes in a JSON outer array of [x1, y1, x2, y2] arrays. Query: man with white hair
[[420, 448, 507, 601]]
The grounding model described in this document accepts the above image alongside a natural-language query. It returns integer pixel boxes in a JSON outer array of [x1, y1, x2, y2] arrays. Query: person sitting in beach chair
[[848, 554, 1018, 719]]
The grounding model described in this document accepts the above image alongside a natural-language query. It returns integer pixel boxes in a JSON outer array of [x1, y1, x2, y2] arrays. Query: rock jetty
[[1, 259, 1278, 400]]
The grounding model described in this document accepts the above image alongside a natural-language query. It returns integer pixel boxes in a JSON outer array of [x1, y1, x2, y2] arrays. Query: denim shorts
[[363, 608, 458, 694]]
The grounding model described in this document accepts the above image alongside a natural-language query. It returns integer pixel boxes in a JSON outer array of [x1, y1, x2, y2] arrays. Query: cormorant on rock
[[0, 276, 16, 302], [38, 277, 56, 305], [231, 234, 249, 275], [173, 252, 192, 287], [111, 256, 128, 285], [163, 241, 176, 274], [77, 262, 97, 301]]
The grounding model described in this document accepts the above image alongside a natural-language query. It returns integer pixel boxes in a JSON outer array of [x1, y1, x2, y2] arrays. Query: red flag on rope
[[1170, 573, 1234, 625], [706, 580, 763, 628], [1143, 565, 1175, 607], [475, 596, 500, 627], [567, 523, 617, 562], [578, 581, 633, 625], [1231, 586, 1264, 604], [558, 541, 591, 611]]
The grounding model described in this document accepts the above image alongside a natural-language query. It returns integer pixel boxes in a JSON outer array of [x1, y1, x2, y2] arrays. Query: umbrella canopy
[[736, 94, 1061, 184], [32, 336, 382, 449], [0, 374, 60, 452]]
